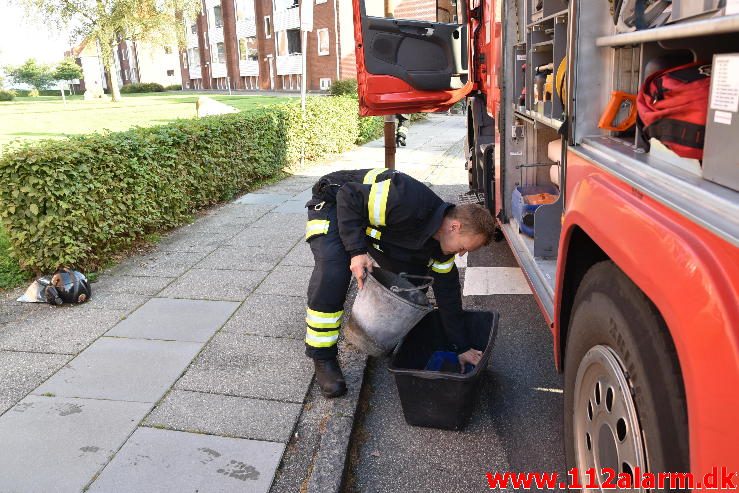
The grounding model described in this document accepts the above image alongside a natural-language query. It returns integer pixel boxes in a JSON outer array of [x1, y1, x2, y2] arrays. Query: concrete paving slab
[[159, 269, 268, 302], [196, 246, 290, 271], [92, 275, 175, 296], [88, 427, 284, 493], [85, 291, 149, 313], [106, 298, 239, 342], [207, 203, 273, 220], [227, 226, 303, 249], [0, 308, 125, 355], [117, 251, 210, 277], [273, 200, 308, 214], [250, 212, 306, 231], [255, 265, 313, 297], [463, 267, 533, 295], [144, 390, 302, 443], [34, 337, 203, 402], [0, 351, 71, 415], [279, 241, 314, 267], [158, 231, 233, 253], [0, 395, 151, 493], [256, 178, 316, 195], [176, 332, 313, 403], [235, 192, 292, 205], [222, 294, 306, 339], [290, 187, 313, 202]]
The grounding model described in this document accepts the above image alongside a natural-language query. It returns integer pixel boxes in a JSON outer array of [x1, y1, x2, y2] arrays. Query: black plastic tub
[[388, 310, 499, 430]]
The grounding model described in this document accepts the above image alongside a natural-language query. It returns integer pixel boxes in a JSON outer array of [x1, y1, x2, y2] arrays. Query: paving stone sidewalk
[[0, 114, 467, 492]]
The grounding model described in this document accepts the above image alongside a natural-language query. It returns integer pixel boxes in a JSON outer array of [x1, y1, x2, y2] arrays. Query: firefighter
[[304, 168, 496, 398], [395, 114, 410, 146]]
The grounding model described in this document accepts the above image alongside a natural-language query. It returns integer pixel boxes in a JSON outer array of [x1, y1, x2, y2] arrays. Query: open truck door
[[352, 0, 475, 115]]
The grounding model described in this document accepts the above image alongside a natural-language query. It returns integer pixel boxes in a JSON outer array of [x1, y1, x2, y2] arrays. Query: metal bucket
[[345, 269, 434, 356]]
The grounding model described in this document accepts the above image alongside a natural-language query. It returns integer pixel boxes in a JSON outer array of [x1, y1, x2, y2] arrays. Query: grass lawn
[[0, 91, 292, 147]]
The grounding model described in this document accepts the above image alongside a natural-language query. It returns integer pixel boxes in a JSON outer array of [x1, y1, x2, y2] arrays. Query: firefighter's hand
[[458, 348, 483, 372], [350, 254, 374, 289]]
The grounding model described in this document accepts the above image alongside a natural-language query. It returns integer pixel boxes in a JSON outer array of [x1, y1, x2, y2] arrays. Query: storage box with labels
[[702, 53, 739, 191]]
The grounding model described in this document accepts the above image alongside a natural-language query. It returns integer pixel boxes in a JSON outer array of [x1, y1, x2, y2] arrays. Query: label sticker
[[510, 151, 523, 156], [714, 110, 733, 125], [709, 55, 739, 112], [517, 54, 527, 61]]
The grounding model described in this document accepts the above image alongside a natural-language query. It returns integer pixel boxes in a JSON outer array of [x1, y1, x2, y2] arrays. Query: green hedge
[[0, 95, 365, 272], [165, 84, 183, 91], [120, 82, 165, 94], [0, 90, 15, 102]]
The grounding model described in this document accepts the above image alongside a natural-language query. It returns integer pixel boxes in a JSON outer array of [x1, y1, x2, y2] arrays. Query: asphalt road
[[345, 239, 567, 492]]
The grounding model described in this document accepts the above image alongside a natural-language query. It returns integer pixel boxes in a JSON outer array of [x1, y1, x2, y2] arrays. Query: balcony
[[276, 54, 302, 75], [239, 60, 260, 77], [274, 6, 300, 31]]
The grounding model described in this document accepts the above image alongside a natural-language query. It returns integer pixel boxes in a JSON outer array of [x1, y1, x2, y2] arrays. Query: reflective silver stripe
[[366, 227, 382, 240], [368, 179, 390, 226], [431, 257, 455, 273]]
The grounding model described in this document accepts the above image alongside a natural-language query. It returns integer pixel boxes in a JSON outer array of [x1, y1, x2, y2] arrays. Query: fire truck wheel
[[564, 261, 688, 489], [465, 132, 479, 191]]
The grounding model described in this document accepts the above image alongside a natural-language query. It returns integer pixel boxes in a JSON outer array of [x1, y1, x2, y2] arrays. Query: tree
[[20, 0, 201, 102], [5, 58, 55, 91], [54, 58, 83, 95]]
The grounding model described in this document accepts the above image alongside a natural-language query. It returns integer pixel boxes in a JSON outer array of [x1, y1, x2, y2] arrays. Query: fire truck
[[351, 0, 739, 485]]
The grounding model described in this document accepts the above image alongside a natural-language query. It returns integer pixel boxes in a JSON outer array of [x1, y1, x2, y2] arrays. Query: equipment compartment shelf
[[596, 14, 739, 47], [515, 109, 563, 130]]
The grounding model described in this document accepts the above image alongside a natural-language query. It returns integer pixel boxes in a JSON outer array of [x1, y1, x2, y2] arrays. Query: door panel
[[353, 0, 474, 115]]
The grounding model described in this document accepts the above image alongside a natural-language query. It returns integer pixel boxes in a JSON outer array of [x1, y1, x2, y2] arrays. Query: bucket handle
[[390, 273, 434, 293]]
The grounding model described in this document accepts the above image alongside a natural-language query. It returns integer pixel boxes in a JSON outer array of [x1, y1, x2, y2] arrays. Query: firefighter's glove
[[458, 348, 483, 373], [350, 254, 374, 290]]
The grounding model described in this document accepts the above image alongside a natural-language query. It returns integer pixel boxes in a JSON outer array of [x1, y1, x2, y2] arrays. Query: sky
[[0, 3, 74, 68]]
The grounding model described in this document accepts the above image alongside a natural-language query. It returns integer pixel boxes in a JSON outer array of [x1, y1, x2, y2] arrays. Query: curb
[[306, 342, 368, 493]]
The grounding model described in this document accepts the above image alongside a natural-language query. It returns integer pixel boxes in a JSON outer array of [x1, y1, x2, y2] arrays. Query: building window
[[213, 6, 223, 28], [167, 69, 175, 76], [236, 0, 255, 22], [212, 42, 226, 63], [188, 47, 201, 67], [277, 28, 301, 56], [264, 16, 272, 38], [274, 0, 298, 10], [317, 28, 329, 56], [191, 24, 197, 34], [239, 37, 258, 61]]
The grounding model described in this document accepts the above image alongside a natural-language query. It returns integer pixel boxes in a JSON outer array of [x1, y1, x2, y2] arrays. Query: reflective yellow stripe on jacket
[[430, 256, 455, 274], [368, 179, 391, 227], [363, 168, 386, 184], [305, 219, 329, 240], [366, 227, 382, 240]]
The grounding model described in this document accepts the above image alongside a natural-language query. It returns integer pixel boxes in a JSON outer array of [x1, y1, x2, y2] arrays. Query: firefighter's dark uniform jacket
[[304, 168, 470, 359]]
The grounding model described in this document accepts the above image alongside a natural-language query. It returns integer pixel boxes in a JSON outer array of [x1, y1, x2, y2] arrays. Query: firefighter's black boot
[[314, 358, 347, 398]]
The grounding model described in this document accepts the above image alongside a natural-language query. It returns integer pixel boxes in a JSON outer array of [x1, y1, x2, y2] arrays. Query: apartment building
[[181, 0, 357, 92]]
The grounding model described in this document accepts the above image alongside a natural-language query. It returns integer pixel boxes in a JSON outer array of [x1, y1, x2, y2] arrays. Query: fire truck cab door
[[353, 0, 473, 115]]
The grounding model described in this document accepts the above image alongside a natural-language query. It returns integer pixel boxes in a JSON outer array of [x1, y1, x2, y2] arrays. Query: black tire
[[564, 261, 688, 491], [465, 130, 479, 191]]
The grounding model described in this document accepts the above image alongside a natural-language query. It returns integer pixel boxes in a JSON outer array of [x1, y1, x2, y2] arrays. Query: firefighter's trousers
[[304, 202, 427, 360]]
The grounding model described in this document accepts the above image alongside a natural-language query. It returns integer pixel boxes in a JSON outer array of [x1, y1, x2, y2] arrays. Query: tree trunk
[[102, 47, 121, 102]]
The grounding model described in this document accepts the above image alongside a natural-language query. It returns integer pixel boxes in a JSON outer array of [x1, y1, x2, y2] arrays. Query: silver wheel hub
[[573, 345, 646, 491]]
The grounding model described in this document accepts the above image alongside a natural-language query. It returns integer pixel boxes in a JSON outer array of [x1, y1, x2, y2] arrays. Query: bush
[[120, 82, 165, 94], [357, 115, 383, 144], [165, 84, 182, 91], [329, 79, 358, 97], [28, 88, 40, 97], [0, 96, 366, 272], [0, 90, 15, 102]]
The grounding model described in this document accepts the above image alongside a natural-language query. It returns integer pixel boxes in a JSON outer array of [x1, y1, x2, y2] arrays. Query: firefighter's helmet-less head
[[50, 268, 92, 304]]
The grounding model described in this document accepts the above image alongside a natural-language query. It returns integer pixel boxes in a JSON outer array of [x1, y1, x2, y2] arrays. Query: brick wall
[[307, 0, 338, 90]]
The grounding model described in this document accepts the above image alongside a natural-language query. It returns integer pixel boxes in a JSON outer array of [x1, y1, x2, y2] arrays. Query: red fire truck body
[[352, 0, 739, 484]]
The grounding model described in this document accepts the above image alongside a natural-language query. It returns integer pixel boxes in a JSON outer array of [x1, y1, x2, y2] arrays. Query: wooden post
[[384, 114, 396, 170]]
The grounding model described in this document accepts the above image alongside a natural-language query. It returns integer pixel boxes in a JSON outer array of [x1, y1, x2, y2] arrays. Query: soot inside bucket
[[345, 268, 434, 356]]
